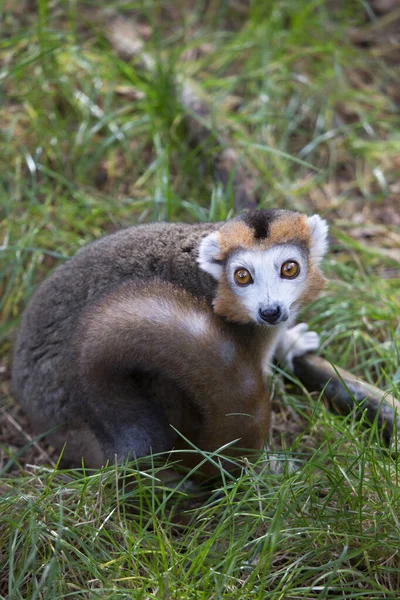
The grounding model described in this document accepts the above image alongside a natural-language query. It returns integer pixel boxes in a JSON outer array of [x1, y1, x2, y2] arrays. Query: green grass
[[1, 0, 400, 598]]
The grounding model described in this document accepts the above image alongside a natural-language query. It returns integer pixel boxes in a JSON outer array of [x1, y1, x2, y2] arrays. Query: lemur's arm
[[274, 323, 320, 371]]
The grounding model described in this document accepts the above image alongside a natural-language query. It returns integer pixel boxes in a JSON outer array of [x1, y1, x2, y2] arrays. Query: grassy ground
[[1, 0, 400, 598]]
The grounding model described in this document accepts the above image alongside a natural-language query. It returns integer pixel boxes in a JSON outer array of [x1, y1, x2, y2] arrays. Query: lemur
[[12, 209, 328, 478]]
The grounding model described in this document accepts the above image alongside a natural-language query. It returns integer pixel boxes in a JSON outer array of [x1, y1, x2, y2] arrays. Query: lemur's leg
[[275, 323, 320, 371], [90, 397, 175, 467], [62, 381, 176, 469]]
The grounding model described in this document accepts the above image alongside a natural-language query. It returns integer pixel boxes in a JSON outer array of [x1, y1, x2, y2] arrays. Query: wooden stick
[[293, 354, 400, 444]]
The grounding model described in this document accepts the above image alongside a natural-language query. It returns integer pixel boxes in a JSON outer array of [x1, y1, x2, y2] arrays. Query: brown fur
[[78, 280, 270, 478], [218, 221, 256, 255], [217, 211, 311, 258], [213, 275, 254, 324], [297, 264, 326, 305], [267, 214, 311, 248]]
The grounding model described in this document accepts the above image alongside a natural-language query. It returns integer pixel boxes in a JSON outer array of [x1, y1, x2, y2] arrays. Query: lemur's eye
[[281, 261, 300, 279], [234, 268, 253, 286]]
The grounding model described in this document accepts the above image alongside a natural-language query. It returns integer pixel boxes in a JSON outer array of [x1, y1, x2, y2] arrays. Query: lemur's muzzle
[[259, 304, 288, 325]]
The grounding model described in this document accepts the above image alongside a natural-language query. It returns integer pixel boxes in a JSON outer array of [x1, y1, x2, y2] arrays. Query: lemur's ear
[[307, 215, 329, 263], [197, 232, 223, 279]]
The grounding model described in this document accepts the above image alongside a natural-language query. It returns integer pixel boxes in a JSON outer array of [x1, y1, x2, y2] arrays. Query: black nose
[[259, 304, 282, 325]]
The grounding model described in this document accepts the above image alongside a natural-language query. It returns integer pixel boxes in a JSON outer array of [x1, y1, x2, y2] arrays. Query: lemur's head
[[198, 209, 328, 326]]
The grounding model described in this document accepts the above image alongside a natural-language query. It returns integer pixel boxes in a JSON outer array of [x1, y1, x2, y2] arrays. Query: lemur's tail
[[77, 280, 268, 455]]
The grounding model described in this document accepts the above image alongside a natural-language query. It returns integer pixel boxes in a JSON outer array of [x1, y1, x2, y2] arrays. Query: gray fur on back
[[12, 221, 220, 432]]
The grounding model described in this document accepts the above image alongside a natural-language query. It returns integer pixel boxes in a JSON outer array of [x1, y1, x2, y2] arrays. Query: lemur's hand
[[275, 323, 320, 371]]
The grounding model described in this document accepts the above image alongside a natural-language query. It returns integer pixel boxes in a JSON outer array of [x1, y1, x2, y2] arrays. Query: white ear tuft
[[197, 232, 223, 280], [307, 215, 329, 263]]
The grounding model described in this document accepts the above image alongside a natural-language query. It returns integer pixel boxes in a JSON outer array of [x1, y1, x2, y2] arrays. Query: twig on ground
[[293, 354, 400, 445]]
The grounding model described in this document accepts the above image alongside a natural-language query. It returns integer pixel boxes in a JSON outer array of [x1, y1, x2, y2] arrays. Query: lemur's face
[[198, 209, 328, 326], [225, 244, 308, 326]]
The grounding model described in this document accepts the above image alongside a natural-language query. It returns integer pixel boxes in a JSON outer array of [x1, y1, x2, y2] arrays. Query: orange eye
[[281, 261, 300, 279], [234, 268, 253, 286]]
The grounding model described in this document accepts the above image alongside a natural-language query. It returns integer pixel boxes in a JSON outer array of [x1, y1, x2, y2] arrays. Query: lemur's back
[[12, 222, 218, 425]]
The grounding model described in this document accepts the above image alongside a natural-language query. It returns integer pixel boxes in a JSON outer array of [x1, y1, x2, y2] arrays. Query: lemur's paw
[[277, 323, 320, 371], [257, 451, 300, 476], [290, 323, 320, 356]]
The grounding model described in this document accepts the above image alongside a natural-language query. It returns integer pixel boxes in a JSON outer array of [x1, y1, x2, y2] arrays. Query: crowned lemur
[[12, 209, 328, 478]]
